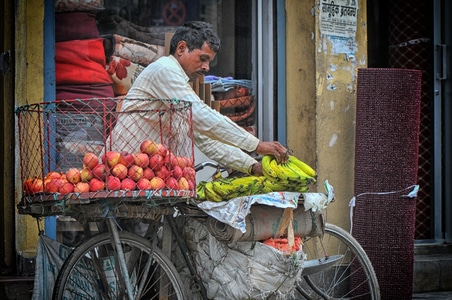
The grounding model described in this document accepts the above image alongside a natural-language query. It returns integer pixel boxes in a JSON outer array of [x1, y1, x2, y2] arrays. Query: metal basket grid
[[16, 97, 196, 211]]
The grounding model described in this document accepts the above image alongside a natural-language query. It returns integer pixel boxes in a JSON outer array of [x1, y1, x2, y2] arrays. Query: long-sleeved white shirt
[[109, 55, 259, 174]]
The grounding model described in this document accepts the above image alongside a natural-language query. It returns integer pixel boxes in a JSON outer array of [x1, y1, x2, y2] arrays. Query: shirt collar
[[168, 55, 189, 83]]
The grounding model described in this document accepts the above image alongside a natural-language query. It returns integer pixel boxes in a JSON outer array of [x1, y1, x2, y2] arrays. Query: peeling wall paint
[[286, 0, 367, 231], [314, 0, 367, 229]]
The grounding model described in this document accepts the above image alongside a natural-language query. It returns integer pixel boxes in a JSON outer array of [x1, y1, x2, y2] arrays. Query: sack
[[32, 235, 72, 300], [184, 219, 305, 300]]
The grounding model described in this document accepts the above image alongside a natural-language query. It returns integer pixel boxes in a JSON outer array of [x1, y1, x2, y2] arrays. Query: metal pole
[[108, 218, 135, 300]]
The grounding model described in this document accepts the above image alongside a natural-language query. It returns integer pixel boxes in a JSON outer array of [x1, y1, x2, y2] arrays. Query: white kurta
[[109, 55, 259, 174]]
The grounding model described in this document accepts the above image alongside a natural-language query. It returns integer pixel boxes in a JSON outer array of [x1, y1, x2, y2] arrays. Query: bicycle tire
[[53, 231, 187, 300], [296, 223, 380, 299]]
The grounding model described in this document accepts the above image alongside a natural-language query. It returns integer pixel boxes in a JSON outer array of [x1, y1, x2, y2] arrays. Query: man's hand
[[249, 162, 263, 176], [255, 141, 289, 163]]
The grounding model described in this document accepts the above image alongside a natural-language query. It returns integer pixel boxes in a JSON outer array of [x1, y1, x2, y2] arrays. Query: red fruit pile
[[23, 140, 196, 195]]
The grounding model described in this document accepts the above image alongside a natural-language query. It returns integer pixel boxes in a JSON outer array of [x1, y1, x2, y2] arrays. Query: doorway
[[367, 0, 451, 243]]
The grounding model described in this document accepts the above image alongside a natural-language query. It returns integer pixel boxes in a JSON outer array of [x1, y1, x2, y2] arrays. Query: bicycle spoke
[[296, 223, 380, 299]]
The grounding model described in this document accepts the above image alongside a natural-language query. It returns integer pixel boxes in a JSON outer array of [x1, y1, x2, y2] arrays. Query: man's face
[[175, 41, 216, 81]]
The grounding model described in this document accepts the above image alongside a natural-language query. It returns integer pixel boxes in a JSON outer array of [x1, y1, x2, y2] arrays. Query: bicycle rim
[[53, 231, 187, 300], [296, 223, 380, 299]]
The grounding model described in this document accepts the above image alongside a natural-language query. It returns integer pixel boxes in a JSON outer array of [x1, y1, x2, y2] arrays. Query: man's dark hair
[[169, 21, 221, 55]]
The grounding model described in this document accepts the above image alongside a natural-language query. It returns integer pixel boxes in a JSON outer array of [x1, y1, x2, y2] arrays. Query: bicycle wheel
[[296, 223, 380, 299], [53, 231, 187, 300]]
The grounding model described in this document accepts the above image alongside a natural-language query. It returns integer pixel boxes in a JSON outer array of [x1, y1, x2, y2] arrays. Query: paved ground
[[413, 291, 452, 299], [0, 280, 33, 300], [1, 276, 452, 299]]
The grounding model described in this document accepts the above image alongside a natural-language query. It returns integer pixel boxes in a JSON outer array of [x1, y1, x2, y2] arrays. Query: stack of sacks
[[55, 10, 115, 108], [97, 14, 174, 96], [54, 5, 115, 171]]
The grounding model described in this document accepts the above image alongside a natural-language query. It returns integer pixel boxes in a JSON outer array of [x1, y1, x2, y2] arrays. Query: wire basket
[[15, 97, 196, 213], [214, 95, 255, 123]]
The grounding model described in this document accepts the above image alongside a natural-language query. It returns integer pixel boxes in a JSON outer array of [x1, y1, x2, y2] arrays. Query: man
[[110, 21, 288, 176]]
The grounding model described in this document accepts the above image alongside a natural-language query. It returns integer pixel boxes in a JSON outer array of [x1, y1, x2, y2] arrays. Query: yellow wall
[[286, 0, 367, 230], [15, 0, 45, 257]]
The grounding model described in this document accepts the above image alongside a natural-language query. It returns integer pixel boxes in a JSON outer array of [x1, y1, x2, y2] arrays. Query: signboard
[[319, 0, 358, 38]]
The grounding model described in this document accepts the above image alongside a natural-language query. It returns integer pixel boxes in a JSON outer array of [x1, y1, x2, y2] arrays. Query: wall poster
[[319, 0, 358, 38]]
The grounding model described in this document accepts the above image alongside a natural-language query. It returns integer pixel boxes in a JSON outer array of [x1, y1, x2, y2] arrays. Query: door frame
[[433, 0, 451, 243]]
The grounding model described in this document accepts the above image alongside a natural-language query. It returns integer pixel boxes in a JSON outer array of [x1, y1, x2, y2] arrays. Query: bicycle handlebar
[[194, 161, 221, 172]]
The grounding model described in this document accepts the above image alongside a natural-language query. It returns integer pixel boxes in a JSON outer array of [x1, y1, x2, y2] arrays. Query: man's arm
[[194, 132, 258, 174]]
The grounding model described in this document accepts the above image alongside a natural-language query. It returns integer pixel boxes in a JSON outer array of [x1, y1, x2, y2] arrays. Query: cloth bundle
[[110, 34, 165, 67], [54, 11, 115, 171], [55, 10, 115, 103], [55, 0, 104, 12], [106, 56, 145, 96], [55, 38, 113, 86], [55, 11, 100, 42], [96, 13, 175, 46], [56, 84, 115, 105]]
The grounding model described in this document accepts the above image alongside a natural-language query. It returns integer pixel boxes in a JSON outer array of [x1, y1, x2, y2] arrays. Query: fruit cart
[[15, 98, 380, 299]]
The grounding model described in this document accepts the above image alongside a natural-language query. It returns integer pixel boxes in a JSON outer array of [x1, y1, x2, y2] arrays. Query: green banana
[[204, 181, 223, 202], [196, 181, 206, 200], [247, 180, 264, 195], [287, 155, 317, 178], [291, 185, 310, 193], [260, 186, 274, 194], [263, 179, 288, 191]]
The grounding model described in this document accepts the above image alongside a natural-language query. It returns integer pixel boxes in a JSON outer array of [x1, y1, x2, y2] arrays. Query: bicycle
[[15, 99, 379, 299], [49, 161, 380, 300]]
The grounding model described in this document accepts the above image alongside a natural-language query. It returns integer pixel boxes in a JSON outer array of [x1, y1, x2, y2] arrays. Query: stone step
[[413, 243, 452, 293]]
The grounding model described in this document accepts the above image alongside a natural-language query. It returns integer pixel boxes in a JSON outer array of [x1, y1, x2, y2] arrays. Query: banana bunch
[[261, 154, 317, 192], [196, 155, 317, 202], [196, 176, 266, 202]]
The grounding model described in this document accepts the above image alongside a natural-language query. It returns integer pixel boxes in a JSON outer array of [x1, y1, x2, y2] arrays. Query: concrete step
[[412, 291, 452, 299], [413, 243, 452, 293]]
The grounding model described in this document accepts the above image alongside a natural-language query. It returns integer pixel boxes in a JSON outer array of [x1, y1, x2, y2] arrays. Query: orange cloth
[[263, 236, 302, 253]]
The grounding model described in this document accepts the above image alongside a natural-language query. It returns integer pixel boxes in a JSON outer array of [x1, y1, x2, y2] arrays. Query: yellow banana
[[230, 176, 261, 185], [262, 155, 280, 181], [211, 180, 241, 197], [230, 176, 259, 192], [280, 162, 304, 181], [204, 181, 223, 202], [285, 162, 317, 185], [268, 158, 287, 181], [270, 158, 303, 181], [287, 155, 317, 178]]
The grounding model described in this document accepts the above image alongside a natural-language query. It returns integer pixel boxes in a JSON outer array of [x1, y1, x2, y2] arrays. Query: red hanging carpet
[[352, 68, 422, 299]]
